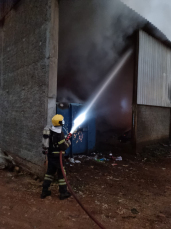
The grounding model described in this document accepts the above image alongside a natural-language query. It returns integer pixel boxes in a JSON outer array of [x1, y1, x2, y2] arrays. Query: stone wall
[[0, 0, 58, 176]]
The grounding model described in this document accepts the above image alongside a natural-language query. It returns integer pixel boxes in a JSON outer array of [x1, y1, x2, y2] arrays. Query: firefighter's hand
[[42, 149, 48, 155], [67, 140, 71, 146]]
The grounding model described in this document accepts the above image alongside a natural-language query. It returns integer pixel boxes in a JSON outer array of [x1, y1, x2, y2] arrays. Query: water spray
[[65, 48, 132, 141], [62, 48, 133, 229]]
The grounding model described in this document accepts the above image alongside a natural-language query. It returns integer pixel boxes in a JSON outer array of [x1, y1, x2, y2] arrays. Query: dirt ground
[[1, 144, 171, 229]]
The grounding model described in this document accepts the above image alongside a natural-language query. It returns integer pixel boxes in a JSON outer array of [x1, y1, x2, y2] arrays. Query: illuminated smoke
[[70, 49, 132, 133]]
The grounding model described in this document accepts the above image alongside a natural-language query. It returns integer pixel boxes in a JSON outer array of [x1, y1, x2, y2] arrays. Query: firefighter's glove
[[42, 148, 48, 155], [67, 140, 71, 146]]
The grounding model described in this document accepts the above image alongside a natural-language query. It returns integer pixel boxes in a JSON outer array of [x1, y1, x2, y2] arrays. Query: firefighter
[[41, 114, 71, 200]]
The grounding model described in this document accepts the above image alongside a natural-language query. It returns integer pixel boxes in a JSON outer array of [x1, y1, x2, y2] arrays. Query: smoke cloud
[[57, 89, 83, 104], [121, 0, 171, 41], [58, 0, 146, 100], [58, 0, 162, 133]]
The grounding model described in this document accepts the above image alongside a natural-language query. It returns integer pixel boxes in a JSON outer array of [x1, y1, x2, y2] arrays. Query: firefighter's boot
[[41, 189, 51, 199], [59, 191, 71, 200]]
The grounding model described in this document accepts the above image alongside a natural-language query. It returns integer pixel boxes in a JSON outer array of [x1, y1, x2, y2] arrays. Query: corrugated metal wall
[[137, 30, 171, 107]]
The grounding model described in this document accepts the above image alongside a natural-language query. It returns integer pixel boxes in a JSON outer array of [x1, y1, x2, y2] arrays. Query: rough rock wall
[[0, 0, 58, 175]]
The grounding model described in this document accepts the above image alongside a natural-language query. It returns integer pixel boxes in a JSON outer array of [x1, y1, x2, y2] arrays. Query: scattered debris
[[167, 153, 171, 158], [102, 204, 108, 209], [73, 151, 125, 165], [160, 143, 168, 147], [116, 156, 122, 161], [122, 215, 136, 219], [95, 201, 100, 205], [0, 149, 9, 169], [78, 155, 86, 159], [14, 166, 20, 173], [33, 175, 38, 181], [95, 158, 105, 162], [69, 158, 75, 163], [69, 158, 81, 164], [75, 160, 81, 163], [99, 158, 106, 161], [131, 208, 139, 214], [0, 153, 15, 165], [157, 213, 166, 218], [117, 207, 125, 215], [107, 176, 113, 180], [139, 143, 171, 162], [95, 159, 103, 163], [0, 156, 7, 170], [0, 143, 171, 229]]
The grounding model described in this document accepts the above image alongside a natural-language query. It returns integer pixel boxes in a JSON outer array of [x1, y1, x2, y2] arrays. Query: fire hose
[[60, 151, 107, 229]]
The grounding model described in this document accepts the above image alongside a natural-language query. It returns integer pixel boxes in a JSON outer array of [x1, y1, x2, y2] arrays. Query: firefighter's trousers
[[42, 155, 67, 194]]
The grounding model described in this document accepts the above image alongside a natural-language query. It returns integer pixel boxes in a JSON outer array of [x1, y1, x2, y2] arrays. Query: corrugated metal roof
[[142, 22, 171, 50], [137, 30, 171, 107]]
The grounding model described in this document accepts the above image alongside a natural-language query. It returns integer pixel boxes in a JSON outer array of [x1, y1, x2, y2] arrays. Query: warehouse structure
[[0, 0, 171, 175], [133, 30, 171, 148]]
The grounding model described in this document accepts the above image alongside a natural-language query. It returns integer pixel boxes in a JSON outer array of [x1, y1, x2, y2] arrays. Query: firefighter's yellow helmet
[[52, 114, 65, 126]]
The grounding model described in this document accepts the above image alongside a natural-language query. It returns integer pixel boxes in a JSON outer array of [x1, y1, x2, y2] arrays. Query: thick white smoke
[[121, 0, 171, 40]]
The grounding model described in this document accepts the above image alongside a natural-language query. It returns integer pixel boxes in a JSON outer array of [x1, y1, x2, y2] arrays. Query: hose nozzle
[[66, 133, 72, 141]]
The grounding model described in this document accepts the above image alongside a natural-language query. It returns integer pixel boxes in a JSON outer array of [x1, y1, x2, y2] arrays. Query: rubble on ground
[[0, 149, 18, 171], [0, 149, 8, 169], [66, 151, 123, 167], [138, 142, 171, 162]]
